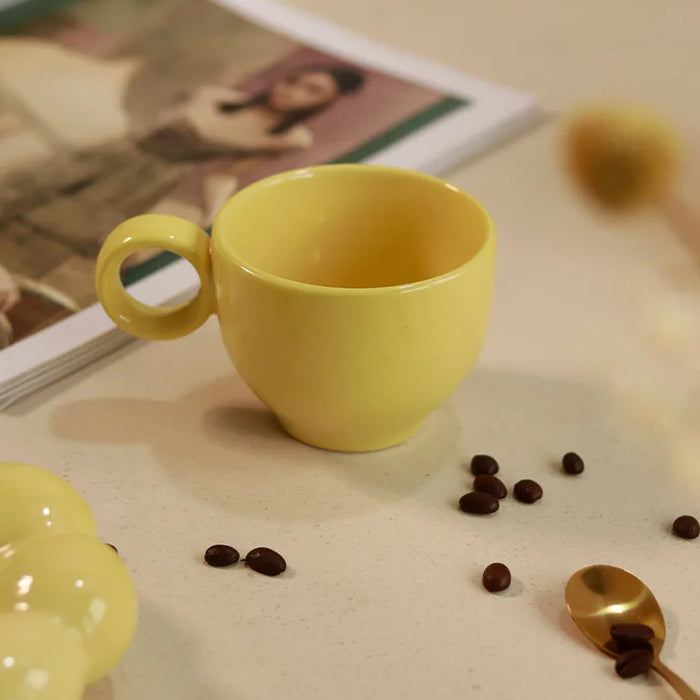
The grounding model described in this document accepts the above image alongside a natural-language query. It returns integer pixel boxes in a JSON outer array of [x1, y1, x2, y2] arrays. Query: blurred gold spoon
[[565, 564, 699, 699], [564, 104, 700, 267]]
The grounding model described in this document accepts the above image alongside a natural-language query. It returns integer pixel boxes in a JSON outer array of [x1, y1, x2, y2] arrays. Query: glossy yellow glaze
[[96, 164, 495, 451], [0, 611, 87, 700], [95, 214, 216, 340], [0, 463, 137, 699], [0, 462, 97, 546]]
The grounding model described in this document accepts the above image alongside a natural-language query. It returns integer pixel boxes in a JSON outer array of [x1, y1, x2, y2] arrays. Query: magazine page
[[0, 0, 538, 400]]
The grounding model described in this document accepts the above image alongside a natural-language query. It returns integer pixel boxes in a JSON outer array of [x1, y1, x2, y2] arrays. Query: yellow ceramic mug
[[96, 164, 495, 452]]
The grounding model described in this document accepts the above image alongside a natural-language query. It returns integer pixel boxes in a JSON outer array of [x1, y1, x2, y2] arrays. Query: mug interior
[[213, 166, 492, 289]]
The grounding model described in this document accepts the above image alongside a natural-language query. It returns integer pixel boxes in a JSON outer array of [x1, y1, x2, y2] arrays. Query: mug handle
[[95, 214, 216, 340]]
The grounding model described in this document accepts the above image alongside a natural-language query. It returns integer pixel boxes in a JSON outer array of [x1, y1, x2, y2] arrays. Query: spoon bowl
[[566, 564, 699, 700], [565, 564, 665, 656]]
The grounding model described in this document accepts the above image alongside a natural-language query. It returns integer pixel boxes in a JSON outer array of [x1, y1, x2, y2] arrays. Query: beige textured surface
[[1, 1, 700, 698]]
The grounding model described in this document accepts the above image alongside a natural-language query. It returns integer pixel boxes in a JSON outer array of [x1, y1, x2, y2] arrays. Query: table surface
[[2, 1, 700, 698]]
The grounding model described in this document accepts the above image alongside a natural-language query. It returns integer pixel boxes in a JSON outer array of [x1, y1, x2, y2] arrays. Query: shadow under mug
[[95, 164, 495, 452]]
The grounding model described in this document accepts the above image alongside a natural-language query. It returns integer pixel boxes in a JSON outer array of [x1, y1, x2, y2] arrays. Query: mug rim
[[211, 163, 495, 296]]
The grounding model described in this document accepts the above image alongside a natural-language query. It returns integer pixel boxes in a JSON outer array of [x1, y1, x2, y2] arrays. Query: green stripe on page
[[0, 0, 76, 32], [120, 250, 183, 288], [329, 95, 470, 164], [119, 94, 470, 287]]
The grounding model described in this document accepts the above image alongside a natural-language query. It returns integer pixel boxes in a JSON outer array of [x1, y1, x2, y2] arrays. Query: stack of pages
[[0, 0, 538, 408]]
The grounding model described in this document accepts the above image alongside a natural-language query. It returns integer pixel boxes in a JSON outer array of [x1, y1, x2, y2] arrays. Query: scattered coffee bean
[[513, 479, 543, 504], [482, 563, 511, 592], [615, 648, 653, 679], [459, 491, 499, 515], [105, 543, 118, 554], [603, 638, 628, 655], [470, 454, 499, 476], [245, 547, 286, 576], [672, 515, 699, 540], [473, 474, 507, 499], [610, 623, 654, 649], [562, 451, 585, 475], [204, 544, 240, 568]]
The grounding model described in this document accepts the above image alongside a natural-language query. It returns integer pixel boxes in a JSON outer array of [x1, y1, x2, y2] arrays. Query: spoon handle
[[653, 659, 700, 700], [659, 195, 700, 268]]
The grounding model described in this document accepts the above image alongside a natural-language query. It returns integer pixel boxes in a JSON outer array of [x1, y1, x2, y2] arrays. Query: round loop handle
[[95, 214, 215, 340]]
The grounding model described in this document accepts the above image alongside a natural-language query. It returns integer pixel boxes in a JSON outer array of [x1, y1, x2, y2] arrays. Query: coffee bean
[[473, 474, 507, 499], [470, 454, 499, 476], [610, 623, 654, 649], [245, 547, 286, 576], [482, 563, 511, 592], [604, 638, 635, 655], [615, 648, 653, 679], [562, 451, 585, 475], [459, 491, 499, 515], [513, 479, 543, 503], [204, 544, 240, 568], [672, 515, 699, 540], [105, 543, 118, 554]]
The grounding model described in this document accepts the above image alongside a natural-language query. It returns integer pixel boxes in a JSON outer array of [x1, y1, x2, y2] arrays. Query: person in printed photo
[[0, 39, 364, 225], [140, 65, 365, 224], [0, 37, 365, 266]]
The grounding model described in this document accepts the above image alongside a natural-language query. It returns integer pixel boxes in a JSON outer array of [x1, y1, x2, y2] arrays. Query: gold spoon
[[565, 564, 699, 699], [563, 104, 700, 268]]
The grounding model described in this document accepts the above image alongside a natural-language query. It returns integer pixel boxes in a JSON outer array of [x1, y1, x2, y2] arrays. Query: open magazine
[[0, 0, 539, 409]]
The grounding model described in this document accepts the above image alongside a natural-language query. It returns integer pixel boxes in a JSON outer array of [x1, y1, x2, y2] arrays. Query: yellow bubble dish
[[0, 462, 138, 699]]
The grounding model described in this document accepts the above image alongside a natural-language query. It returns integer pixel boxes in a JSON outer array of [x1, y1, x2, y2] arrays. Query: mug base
[[277, 416, 424, 453]]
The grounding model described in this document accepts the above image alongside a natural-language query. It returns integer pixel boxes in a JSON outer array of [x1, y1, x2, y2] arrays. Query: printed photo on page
[[0, 0, 469, 351]]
